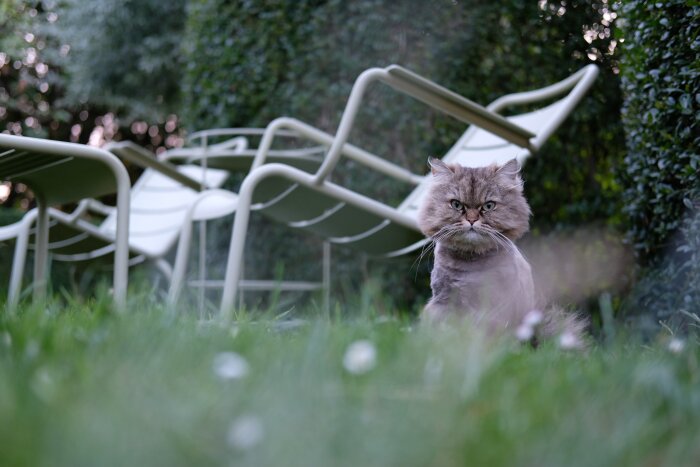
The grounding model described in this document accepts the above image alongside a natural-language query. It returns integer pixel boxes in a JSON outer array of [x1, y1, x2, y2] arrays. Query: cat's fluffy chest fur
[[425, 242, 535, 330]]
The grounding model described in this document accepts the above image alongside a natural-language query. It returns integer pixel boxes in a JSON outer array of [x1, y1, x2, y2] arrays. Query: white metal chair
[[216, 64, 600, 316], [1, 130, 333, 312], [160, 128, 332, 312], [0, 140, 237, 310], [164, 127, 326, 173], [0, 134, 131, 309]]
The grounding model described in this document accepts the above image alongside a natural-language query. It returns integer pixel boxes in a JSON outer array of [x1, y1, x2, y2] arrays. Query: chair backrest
[[397, 65, 598, 220], [98, 165, 229, 257]]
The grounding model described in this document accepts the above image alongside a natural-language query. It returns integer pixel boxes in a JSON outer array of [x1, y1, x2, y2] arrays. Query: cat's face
[[418, 158, 531, 254]]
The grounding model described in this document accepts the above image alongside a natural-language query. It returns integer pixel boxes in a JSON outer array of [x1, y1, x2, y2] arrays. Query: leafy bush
[[619, 0, 700, 323], [48, 0, 186, 120]]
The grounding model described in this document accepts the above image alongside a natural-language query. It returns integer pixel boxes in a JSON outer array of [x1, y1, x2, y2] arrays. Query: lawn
[[1, 292, 699, 467]]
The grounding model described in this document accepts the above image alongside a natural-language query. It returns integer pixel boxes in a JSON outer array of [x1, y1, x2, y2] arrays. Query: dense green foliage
[[48, 0, 186, 119], [1, 299, 699, 466], [619, 0, 700, 323], [0, 0, 72, 141]]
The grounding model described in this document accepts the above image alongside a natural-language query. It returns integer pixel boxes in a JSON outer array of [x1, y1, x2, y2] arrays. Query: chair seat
[[166, 149, 323, 174]]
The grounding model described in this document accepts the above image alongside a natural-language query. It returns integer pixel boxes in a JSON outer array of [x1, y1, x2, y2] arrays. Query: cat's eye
[[482, 201, 496, 211], [450, 199, 464, 211]]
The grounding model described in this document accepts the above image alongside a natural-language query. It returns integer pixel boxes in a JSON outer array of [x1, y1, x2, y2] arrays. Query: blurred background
[[0, 0, 697, 333]]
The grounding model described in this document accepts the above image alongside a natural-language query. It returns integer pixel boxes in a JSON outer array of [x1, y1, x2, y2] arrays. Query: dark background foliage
[[618, 0, 700, 326], [46, 0, 186, 120]]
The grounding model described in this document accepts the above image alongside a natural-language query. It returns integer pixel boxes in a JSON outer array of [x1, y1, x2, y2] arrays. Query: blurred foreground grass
[[1, 293, 699, 466]]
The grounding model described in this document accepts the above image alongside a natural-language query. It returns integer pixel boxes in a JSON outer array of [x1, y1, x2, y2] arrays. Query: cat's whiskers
[[412, 241, 436, 274], [482, 230, 513, 252], [478, 225, 517, 253], [411, 225, 455, 274], [412, 224, 462, 273]]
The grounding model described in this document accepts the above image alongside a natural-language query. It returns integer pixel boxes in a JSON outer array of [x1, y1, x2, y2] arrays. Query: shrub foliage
[[619, 0, 700, 322], [49, 0, 186, 119]]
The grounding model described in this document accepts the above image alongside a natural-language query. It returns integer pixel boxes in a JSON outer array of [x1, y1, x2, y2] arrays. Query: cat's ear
[[428, 157, 454, 176], [496, 158, 521, 180]]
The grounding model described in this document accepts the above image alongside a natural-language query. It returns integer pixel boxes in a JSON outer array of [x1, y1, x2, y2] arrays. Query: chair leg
[[322, 241, 331, 316], [32, 202, 49, 303], [197, 220, 207, 318], [112, 171, 131, 311], [219, 179, 256, 319], [7, 209, 37, 312], [153, 258, 173, 283], [167, 216, 195, 311]]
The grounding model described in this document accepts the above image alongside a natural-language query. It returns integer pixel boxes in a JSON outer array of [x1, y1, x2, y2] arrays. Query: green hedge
[[181, 0, 626, 310], [619, 0, 700, 323], [49, 0, 186, 120]]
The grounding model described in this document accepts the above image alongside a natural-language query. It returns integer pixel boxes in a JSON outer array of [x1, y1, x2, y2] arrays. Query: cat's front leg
[[421, 299, 455, 322]]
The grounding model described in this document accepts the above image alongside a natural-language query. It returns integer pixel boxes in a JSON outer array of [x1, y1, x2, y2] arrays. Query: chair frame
[[216, 64, 599, 317], [162, 128, 332, 314], [1, 139, 236, 311], [0, 134, 131, 310]]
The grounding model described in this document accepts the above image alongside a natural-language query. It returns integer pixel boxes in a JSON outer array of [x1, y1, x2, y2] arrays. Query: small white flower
[[31, 366, 57, 403], [343, 340, 377, 375], [515, 324, 535, 342], [227, 415, 264, 450], [24, 340, 40, 360], [558, 331, 581, 350], [213, 352, 249, 381], [1, 332, 11, 348], [523, 309, 544, 327], [423, 357, 444, 388], [668, 338, 685, 354]]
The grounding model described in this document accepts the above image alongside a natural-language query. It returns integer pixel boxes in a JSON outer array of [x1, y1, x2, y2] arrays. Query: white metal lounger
[[159, 128, 333, 311], [0, 140, 236, 311], [0, 134, 131, 309], [217, 64, 600, 316], [164, 127, 326, 173]]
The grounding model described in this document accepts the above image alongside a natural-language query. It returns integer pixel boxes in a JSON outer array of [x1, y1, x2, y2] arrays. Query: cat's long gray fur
[[418, 158, 586, 343]]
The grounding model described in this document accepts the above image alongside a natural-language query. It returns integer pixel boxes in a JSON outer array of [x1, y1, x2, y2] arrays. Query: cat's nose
[[465, 208, 480, 224]]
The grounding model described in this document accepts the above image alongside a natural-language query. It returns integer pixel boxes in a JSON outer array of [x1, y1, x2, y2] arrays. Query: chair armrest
[[253, 117, 425, 186], [312, 65, 536, 183], [82, 198, 115, 217], [188, 189, 238, 222], [384, 66, 535, 148], [187, 127, 298, 146], [104, 141, 204, 191], [0, 216, 28, 241]]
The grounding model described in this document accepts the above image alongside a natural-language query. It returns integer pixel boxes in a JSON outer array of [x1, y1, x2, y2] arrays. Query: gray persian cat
[[418, 158, 585, 343]]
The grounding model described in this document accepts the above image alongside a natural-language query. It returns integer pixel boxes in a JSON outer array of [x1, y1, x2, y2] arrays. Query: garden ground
[[1, 289, 699, 466]]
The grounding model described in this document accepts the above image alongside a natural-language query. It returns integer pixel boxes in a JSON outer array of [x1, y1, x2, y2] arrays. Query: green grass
[[1, 294, 699, 466]]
